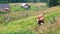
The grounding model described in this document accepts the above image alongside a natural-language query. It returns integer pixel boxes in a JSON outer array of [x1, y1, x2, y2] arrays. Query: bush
[[57, 0, 60, 5], [47, 0, 60, 7], [47, 0, 58, 7]]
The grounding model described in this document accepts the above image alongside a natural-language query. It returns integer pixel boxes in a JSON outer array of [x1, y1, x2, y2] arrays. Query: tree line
[[47, 0, 60, 7], [0, 0, 47, 3], [0, 0, 60, 7]]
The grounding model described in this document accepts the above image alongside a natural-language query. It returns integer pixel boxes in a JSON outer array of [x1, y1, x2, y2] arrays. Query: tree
[[57, 0, 60, 5], [0, 0, 8, 4], [48, 0, 58, 7]]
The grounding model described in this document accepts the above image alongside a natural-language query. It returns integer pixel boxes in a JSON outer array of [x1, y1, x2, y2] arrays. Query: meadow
[[0, 3, 60, 34], [0, 3, 47, 23]]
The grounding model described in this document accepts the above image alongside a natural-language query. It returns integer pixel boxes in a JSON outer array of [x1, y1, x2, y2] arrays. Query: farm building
[[0, 4, 10, 11]]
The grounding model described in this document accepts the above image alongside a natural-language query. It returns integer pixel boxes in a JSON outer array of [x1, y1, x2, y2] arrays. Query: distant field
[[0, 3, 47, 23], [9, 3, 47, 11], [0, 3, 60, 34], [9, 3, 46, 7]]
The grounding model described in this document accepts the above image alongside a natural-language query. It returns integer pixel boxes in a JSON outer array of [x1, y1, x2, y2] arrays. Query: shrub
[[47, 0, 58, 7], [47, 0, 60, 7]]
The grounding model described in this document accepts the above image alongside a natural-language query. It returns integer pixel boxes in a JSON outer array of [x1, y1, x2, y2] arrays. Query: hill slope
[[0, 6, 60, 34]]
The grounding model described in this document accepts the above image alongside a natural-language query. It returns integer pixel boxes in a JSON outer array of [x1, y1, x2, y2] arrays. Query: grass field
[[0, 3, 47, 23], [9, 3, 47, 11], [0, 5, 60, 34]]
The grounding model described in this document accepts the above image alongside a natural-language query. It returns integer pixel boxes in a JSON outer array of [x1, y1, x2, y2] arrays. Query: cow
[[37, 13, 44, 25], [21, 3, 30, 10], [3, 8, 10, 12]]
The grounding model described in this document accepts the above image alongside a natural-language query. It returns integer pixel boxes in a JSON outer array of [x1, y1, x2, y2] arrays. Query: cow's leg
[[38, 20, 41, 25], [40, 20, 44, 25], [38, 20, 44, 25]]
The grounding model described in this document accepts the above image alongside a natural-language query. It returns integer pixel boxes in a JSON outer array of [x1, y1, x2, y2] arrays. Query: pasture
[[0, 3, 47, 23], [9, 3, 46, 11], [0, 3, 60, 34]]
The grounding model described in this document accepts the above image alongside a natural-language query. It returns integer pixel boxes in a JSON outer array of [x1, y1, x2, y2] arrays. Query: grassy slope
[[0, 16, 37, 34], [0, 6, 60, 34], [0, 3, 47, 23]]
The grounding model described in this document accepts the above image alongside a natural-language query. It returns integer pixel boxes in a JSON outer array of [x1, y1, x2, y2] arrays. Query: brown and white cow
[[37, 13, 44, 25]]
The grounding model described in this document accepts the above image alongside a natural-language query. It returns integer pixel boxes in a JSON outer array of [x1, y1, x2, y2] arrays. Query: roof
[[0, 4, 9, 11]]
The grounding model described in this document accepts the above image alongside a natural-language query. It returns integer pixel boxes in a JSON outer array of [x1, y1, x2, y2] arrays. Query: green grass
[[10, 6, 38, 11], [0, 3, 60, 34], [0, 3, 47, 23], [0, 16, 38, 34], [44, 10, 60, 24], [10, 3, 47, 11], [10, 6, 21, 11], [0, 6, 47, 23], [0, 9, 60, 34], [0, 12, 8, 14]]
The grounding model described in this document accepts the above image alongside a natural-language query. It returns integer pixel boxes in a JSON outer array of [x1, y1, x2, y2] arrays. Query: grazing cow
[[3, 8, 9, 12], [21, 3, 26, 7], [21, 3, 30, 10], [5, 8, 9, 11], [37, 13, 44, 25]]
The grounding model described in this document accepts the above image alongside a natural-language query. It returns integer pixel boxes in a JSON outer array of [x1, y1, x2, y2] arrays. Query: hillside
[[0, 3, 47, 23], [0, 6, 60, 34]]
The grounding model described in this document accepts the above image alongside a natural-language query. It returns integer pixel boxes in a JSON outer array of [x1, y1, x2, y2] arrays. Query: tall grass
[[10, 3, 47, 11], [0, 6, 60, 34], [0, 9, 60, 34], [44, 10, 60, 24], [11, 6, 37, 11], [0, 16, 38, 34]]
